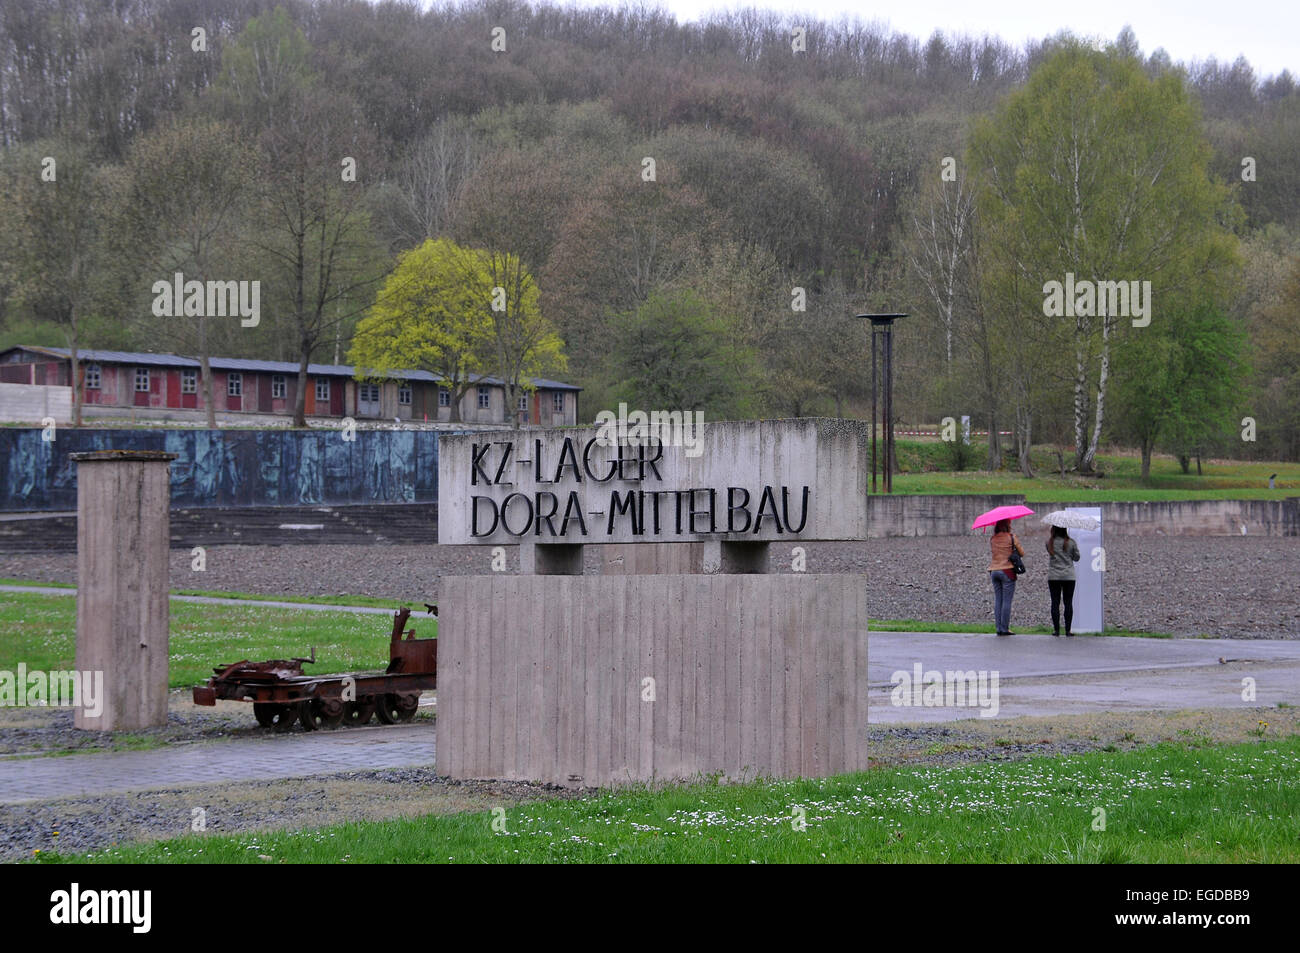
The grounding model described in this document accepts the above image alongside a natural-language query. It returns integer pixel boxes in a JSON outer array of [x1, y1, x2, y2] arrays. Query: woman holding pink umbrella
[[973, 505, 1033, 636]]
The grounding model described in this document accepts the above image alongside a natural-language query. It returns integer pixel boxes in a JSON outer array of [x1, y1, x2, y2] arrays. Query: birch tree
[[969, 41, 1235, 473]]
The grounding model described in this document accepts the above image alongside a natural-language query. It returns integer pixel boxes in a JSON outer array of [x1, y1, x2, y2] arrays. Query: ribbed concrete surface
[[438, 573, 870, 785]]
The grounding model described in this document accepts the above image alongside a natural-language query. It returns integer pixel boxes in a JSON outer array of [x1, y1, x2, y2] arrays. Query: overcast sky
[[540, 0, 1299, 78]]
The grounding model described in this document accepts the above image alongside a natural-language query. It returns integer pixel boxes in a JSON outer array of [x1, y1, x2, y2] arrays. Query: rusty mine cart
[[192, 606, 436, 731]]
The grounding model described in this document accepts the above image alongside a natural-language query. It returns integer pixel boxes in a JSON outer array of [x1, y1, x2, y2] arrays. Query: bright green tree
[[350, 238, 565, 423], [475, 247, 567, 424], [350, 239, 492, 422], [969, 41, 1239, 474]]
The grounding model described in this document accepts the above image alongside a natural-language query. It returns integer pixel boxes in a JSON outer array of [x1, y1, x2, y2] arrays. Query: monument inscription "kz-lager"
[[438, 418, 869, 545]]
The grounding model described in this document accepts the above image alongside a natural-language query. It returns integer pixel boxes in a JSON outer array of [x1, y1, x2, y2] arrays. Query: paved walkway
[[867, 630, 1300, 722], [0, 722, 435, 805], [0, 584, 397, 615], [1, 630, 1296, 803]]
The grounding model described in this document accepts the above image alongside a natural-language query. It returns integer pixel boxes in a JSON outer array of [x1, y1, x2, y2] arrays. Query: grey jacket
[[1046, 536, 1081, 580]]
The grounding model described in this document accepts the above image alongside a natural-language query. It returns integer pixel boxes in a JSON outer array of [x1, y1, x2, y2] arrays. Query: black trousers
[[1048, 579, 1076, 633]]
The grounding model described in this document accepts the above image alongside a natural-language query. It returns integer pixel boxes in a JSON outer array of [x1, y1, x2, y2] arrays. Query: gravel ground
[[4, 706, 1293, 862], [3, 536, 1298, 638]]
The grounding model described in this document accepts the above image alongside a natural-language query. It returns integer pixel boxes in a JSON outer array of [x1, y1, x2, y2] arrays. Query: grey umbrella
[[1039, 510, 1100, 531]]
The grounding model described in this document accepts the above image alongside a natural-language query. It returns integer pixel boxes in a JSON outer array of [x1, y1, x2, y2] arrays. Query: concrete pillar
[[70, 450, 176, 730]]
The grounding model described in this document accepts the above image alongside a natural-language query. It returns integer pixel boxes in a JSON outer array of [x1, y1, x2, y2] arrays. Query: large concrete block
[[438, 573, 869, 785]]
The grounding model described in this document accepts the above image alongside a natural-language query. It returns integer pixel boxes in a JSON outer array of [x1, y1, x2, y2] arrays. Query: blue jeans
[[991, 571, 1016, 632]]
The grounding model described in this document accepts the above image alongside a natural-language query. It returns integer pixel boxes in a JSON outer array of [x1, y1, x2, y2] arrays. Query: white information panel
[[1064, 506, 1104, 633]]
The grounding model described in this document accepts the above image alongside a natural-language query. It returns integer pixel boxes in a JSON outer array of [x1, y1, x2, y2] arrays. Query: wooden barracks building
[[0, 346, 581, 427]]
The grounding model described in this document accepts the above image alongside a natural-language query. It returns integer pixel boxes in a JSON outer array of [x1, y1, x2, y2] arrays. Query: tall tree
[[216, 10, 386, 426], [114, 118, 257, 427], [253, 87, 386, 425], [970, 42, 1238, 473], [378, 117, 479, 252], [212, 4, 316, 131], [1, 140, 116, 425], [606, 290, 760, 419], [900, 162, 1007, 469], [1250, 256, 1300, 461]]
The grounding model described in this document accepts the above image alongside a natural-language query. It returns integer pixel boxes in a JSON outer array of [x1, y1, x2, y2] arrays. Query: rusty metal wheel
[[254, 703, 298, 732], [299, 698, 344, 730], [343, 700, 375, 726], [376, 693, 419, 724]]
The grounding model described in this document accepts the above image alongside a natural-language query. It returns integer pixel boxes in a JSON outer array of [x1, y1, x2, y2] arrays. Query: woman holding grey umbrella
[[1046, 526, 1081, 636]]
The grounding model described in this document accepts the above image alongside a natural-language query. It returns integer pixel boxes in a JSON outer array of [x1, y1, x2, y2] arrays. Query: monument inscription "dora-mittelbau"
[[439, 418, 868, 545]]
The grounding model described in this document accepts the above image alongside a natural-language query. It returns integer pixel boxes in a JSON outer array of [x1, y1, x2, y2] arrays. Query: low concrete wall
[[0, 382, 70, 423], [438, 573, 869, 785], [1026, 499, 1297, 537], [867, 494, 1298, 537], [867, 494, 1023, 537]]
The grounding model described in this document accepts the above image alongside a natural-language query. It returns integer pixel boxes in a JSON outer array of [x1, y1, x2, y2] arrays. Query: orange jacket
[[988, 530, 1024, 572]]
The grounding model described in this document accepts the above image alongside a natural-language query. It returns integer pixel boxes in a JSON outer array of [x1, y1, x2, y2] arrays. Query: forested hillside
[[1, 0, 1296, 461]]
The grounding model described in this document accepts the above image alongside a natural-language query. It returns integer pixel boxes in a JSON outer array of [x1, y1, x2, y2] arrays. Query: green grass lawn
[[891, 444, 1299, 500], [0, 590, 432, 689], [35, 738, 1300, 863], [170, 589, 413, 609], [0, 579, 415, 610]]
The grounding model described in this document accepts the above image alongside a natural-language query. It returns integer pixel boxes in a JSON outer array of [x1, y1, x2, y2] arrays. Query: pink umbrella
[[971, 504, 1035, 530]]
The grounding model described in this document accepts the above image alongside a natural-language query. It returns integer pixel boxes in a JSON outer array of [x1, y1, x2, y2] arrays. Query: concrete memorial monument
[[437, 417, 870, 785]]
